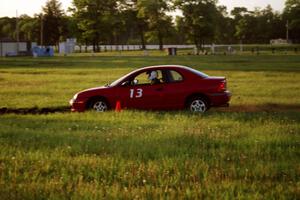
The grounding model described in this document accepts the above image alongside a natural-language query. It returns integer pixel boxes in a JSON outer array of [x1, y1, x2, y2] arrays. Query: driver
[[147, 71, 160, 84]]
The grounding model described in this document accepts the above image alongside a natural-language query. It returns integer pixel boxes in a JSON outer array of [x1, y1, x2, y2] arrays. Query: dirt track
[[0, 104, 299, 115]]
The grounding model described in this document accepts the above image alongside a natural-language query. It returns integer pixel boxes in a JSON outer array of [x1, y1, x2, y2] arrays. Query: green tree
[[270, 11, 286, 40], [137, 0, 172, 50], [233, 6, 286, 44], [71, 0, 123, 51], [231, 7, 249, 43], [283, 0, 300, 41], [42, 0, 65, 45], [175, 0, 219, 51], [18, 15, 40, 42], [0, 17, 16, 40], [175, 16, 189, 44], [256, 5, 285, 42], [121, 0, 148, 49], [214, 5, 236, 44], [231, 7, 248, 21]]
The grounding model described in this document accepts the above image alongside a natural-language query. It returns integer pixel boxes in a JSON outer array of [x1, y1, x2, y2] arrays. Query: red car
[[70, 65, 231, 113]]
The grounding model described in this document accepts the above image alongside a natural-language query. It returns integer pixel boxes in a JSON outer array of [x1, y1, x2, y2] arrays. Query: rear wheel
[[188, 97, 209, 113], [89, 98, 109, 112]]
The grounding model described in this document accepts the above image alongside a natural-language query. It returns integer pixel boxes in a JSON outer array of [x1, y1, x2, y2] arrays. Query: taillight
[[217, 80, 226, 92]]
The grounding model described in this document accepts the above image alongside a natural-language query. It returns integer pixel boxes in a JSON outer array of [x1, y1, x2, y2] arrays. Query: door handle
[[155, 88, 163, 91]]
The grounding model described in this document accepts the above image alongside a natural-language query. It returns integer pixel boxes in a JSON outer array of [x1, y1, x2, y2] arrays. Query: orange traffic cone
[[115, 100, 122, 112]]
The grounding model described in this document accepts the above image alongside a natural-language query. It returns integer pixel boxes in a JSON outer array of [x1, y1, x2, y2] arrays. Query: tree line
[[0, 0, 299, 51]]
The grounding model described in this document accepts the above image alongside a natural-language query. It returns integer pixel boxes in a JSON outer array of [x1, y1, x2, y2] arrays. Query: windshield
[[109, 75, 128, 87], [109, 69, 138, 87]]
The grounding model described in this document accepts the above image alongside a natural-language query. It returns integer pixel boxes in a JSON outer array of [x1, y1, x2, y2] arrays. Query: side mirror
[[133, 79, 139, 85], [121, 81, 129, 86]]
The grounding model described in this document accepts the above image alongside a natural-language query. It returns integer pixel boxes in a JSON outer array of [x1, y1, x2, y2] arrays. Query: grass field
[[0, 53, 299, 199]]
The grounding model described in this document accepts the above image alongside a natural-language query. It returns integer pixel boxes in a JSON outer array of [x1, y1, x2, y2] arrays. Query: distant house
[[270, 38, 291, 45], [0, 38, 33, 57]]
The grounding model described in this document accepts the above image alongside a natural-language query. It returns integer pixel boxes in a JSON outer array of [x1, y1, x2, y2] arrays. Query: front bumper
[[69, 98, 86, 112]]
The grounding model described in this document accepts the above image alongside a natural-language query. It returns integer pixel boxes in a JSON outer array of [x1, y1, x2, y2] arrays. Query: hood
[[78, 86, 109, 97]]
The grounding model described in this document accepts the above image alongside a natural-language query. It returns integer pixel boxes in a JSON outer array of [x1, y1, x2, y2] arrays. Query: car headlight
[[73, 93, 78, 100], [69, 93, 78, 105]]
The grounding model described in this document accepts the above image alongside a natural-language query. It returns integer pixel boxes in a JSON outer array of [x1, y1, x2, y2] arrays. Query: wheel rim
[[190, 99, 207, 113], [92, 101, 108, 112]]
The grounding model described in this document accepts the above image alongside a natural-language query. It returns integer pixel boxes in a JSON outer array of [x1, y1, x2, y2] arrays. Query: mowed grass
[[0, 54, 300, 109], [0, 54, 299, 199]]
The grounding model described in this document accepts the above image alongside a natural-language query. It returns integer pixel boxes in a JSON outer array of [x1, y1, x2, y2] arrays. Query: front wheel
[[188, 97, 209, 113], [89, 99, 109, 112]]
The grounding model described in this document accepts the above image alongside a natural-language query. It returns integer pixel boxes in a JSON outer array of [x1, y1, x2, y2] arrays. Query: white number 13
[[130, 89, 143, 98]]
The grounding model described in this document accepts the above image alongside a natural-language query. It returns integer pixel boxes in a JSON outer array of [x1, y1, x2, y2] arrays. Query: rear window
[[188, 68, 209, 78], [169, 70, 183, 82]]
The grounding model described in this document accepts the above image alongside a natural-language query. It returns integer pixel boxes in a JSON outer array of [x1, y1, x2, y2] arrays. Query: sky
[[0, 0, 286, 17], [218, 0, 285, 13]]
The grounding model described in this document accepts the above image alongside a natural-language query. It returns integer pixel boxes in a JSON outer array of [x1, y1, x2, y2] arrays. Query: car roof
[[139, 65, 189, 70], [130, 65, 194, 74], [136, 65, 209, 79]]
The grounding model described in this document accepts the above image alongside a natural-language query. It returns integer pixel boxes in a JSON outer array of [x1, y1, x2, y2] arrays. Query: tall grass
[[0, 111, 299, 199], [0, 54, 299, 199]]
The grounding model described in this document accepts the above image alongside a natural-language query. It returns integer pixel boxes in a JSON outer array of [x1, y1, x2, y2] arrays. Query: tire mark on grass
[[0, 103, 299, 115], [0, 106, 70, 115]]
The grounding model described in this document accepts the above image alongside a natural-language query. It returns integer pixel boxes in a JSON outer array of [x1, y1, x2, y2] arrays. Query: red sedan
[[70, 65, 231, 113]]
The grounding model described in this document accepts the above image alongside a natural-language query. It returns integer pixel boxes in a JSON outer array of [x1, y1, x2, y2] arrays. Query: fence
[[74, 44, 196, 52]]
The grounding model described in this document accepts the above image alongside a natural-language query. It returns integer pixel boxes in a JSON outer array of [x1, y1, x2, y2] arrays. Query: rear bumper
[[208, 91, 232, 107]]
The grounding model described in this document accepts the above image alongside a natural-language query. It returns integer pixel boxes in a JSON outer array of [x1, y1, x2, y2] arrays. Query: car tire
[[188, 96, 209, 113], [88, 98, 109, 112]]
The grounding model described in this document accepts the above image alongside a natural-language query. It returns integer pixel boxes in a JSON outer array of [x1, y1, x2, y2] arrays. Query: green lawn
[[0, 54, 299, 199], [0, 55, 300, 109]]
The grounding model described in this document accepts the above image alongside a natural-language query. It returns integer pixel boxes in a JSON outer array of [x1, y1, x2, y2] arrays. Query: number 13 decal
[[130, 88, 143, 98]]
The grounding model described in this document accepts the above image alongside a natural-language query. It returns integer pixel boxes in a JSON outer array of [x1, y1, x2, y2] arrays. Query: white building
[[0, 40, 31, 57]]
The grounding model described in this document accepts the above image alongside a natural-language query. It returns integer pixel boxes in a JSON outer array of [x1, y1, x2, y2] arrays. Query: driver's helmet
[[147, 71, 158, 81]]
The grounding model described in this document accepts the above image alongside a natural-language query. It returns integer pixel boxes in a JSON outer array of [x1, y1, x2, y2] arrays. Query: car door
[[159, 69, 187, 109], [128, 84, 165, 109], [117, 70, 166, 110]]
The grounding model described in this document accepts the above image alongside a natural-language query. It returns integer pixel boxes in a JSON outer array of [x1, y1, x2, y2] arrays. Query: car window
[[133, 70, 163, 85], [134, 72, 149, 85], [188, 68, 209, 78], [168, 70, 183, 82]]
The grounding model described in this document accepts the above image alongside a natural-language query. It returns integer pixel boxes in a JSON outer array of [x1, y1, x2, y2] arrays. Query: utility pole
[[16, 10, 19, 55], [40, 14, 44, 47], [286, 20, 289, 43]]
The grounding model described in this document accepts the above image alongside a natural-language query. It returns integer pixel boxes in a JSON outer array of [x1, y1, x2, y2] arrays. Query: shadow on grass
[[0, 108, 299, 163], [215, 103, 300, 112]]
